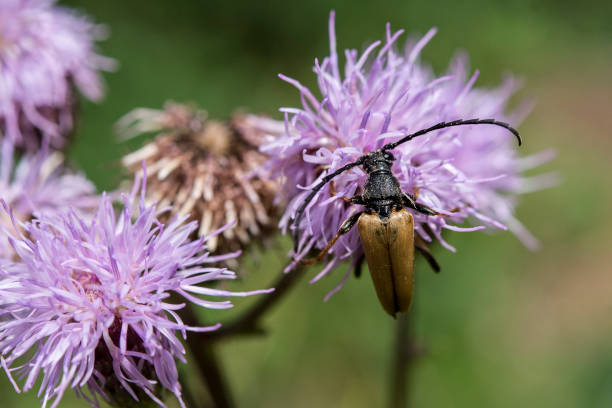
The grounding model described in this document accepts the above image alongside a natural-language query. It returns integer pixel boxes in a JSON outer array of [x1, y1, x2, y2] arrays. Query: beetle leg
[[402, 192, 418, 209], [354, 253, 365, 278], [329, 182, 365, 205], [402, 193, 440, 216], [330, 180, 337, 197], [300, 211, 364, 265], [350, 195, 365, 205], [414, 235, 440, 273], [338, 195, 365, 205]]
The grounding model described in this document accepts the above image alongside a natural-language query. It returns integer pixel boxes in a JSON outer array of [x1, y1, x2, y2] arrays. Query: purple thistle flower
[[0, 172, 273, 408], [0, 0, 115, 150], [0, 140, 98, 256], [261, 12, 556, 297]]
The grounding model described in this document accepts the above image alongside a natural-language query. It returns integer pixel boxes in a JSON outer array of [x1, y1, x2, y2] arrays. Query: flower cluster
[[0, 4, 281, 407], [0, 3, 556, 407], [0, 176, 272, 407], [261, 12, 555, 293], [119, 102, 282, 256], [0, 0, 114, 150]]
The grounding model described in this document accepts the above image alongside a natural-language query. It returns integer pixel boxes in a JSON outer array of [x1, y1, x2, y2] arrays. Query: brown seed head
[[120, 102, 282, 258]]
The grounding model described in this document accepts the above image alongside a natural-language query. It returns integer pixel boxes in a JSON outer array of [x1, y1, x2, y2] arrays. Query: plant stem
[[182, 304, 234, 408], [190, 342, 233, 408], [391, 312, 419, 408], [179, 368, 203, 408], [181, 262, 306, 407], [201, 263, 306, 342]]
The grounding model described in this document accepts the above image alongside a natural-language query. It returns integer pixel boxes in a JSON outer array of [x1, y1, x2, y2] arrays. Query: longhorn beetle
[[292, 119, 521, 317]]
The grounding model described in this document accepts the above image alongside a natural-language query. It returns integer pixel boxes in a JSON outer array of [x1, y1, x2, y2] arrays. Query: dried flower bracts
[[120, 102, 281, 255]]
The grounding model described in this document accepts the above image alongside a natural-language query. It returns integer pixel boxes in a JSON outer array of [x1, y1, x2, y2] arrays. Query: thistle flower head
[[262, 12, 556, 295], [0, 0, 115, 150], [119, 102, 281, 258], [0, 140, 98, 257], [0, 172, 272, 407]]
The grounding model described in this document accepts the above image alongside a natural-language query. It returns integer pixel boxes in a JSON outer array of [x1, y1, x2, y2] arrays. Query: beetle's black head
[[363, 150, 395, 174]]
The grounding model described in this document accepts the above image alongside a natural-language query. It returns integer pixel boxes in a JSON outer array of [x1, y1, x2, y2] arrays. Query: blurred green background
[[5, 0, 612, 407]]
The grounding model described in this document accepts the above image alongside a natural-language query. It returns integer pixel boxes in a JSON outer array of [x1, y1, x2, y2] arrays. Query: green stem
[[201, 263, 306, 342], [181, 262, 306, 407], [182, 304, 234, 408], [391, 312, 419, 408]]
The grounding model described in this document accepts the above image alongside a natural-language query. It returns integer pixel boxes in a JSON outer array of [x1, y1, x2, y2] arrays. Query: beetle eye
[[384, 152, 394, 161]]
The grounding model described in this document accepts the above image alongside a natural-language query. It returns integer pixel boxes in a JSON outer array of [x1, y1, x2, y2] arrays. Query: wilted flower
[[0, 0, 115, 150], [119, 102, 281, 257], [262, 12, 556, 296], [0, 173, 273, 408], [0, 141, 98, 256]]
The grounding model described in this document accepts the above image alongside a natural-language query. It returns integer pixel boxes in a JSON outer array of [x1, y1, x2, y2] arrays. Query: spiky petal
[[0, 0, 115, 150], [0, 140, 99, 257], [0, 173, 273, 408]]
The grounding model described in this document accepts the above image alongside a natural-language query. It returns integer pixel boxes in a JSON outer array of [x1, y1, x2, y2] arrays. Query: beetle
[[292, 118, 521, 316]]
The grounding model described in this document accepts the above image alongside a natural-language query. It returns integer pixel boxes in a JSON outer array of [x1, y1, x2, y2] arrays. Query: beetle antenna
[[381, 118, 521, 151], [291, 156, 366, 250]]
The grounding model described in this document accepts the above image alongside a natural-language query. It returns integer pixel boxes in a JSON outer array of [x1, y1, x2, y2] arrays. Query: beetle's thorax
[[361, 151, 403, 217]]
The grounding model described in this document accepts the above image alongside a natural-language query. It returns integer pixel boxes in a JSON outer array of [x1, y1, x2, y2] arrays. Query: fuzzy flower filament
[[0, 177, 272, 408], [0, 140, 99, 257], [262, 12, 556, 296], [0, 0, 115, 150]]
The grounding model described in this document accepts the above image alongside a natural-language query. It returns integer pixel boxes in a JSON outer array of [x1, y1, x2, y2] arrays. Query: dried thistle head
[[119, 102, 282, 258]]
